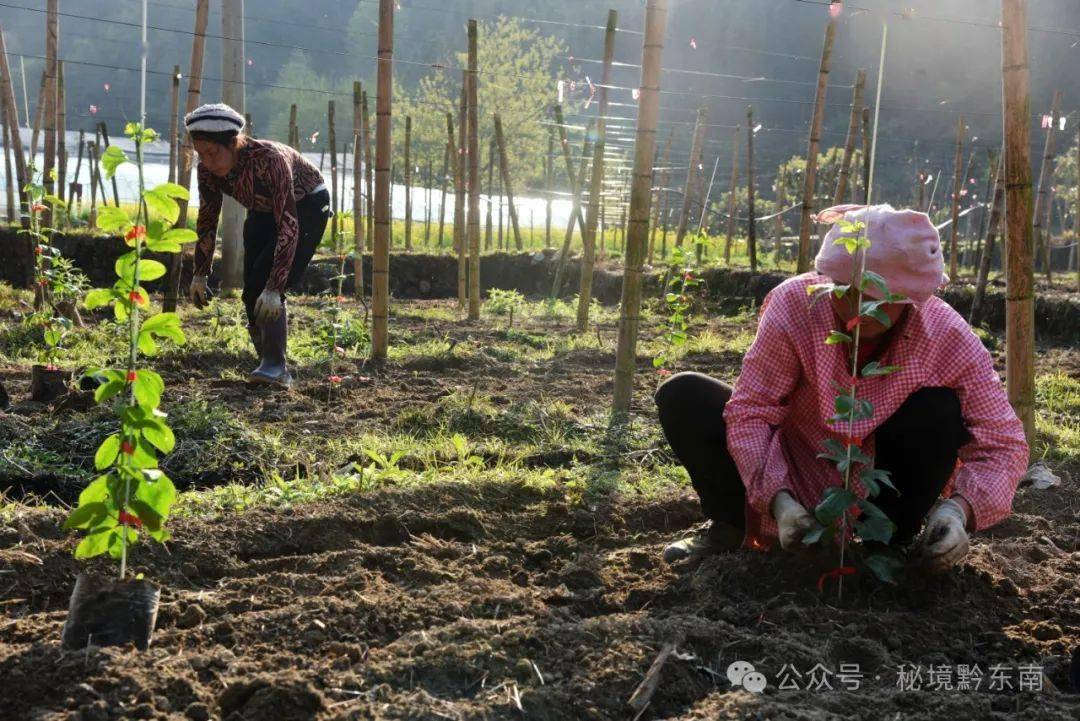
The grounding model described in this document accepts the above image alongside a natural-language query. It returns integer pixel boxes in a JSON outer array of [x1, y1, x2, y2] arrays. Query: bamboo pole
[[42, 0, 58, 224], [972, 149, 997, 269], [648, 129, 673, 265], [1075, 125, 1079, 293], [723, 125, 740, 264], [88, 141, 99, 229], [56, 61, 66, 215], [552, 125, 592, 299], [1033, 90, 1061, 280], [455, 76, 467, 307], [576, 9, 617, 332], [971, 157, 1004, 326], [29, 71, 45, 161], [493, 113, 522, 250], [362, 90, 373, 251], [552, 105, 587, 235], [675, 107, 707, 247], [545, 127, 554, 247], [403, 115, 412, 250], [2, 91, 12, 221], [97, 123, 121, 207], [746, 107, 757, 271], [372, 0, 394, 359], [496, 146, 503, 250], [860, 106, 871, 203], [353, 81, 363, 298], [948, 115, 965, 281], [485, 138, 493, 250], [424, 157, 432, 246], [833, 69, 866, 206], [438, 124, 450, 247], [466, 21, 482, 319], [288, 104, 298, 149], [167, 66, 181, 183], [797, 14, 837, 273], [0, 26, 26, 220], [774, 163, 787, 266], [162, 0, 208, 310], [328, 100, 340, 256], [1001, 0, 1035, 444], [612, 0, 667, 419]]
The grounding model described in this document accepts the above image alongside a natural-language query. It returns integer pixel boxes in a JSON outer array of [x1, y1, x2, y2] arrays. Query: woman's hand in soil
[[771, 491, 816, 550], [916, 498, 969, 572], [253, 290, 282, 324], [189, 275, 209, 309]]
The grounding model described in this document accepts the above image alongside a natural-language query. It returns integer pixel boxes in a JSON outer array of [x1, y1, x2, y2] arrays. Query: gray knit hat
[[185, 103, 244, 133]]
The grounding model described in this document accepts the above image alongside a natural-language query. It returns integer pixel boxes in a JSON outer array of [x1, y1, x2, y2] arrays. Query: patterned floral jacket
[[194, 138, 324, 291]]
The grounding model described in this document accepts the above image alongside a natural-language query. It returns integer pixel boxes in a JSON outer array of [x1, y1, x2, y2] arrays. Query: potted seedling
[[60, 123, 192, 651]]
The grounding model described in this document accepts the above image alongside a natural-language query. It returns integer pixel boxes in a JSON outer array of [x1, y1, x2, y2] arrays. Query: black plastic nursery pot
[[30, 364, 70, 404], [60, 573, 161, 651]]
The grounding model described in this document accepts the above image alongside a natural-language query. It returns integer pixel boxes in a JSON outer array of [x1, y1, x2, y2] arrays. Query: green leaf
[[135, 470, 176, 520], [815, 487, 858, 526], [84, 288, 116, 310], [74, 527, 115, 559], [855, 515, 895, 544], [860, 270, 890, 298], [141, 421, 175, 453], [139, 313, 186, 351], [101, 145, 129, 179], [77, 474, 112, 506], [866, 308, 893, 328], [801, 523, 830, 546], [115, 251, 138, 286], [861, 361, 900, 378], [859, 467, 897, 495], [94, 434, 121, 470], [131, 369, 164, 408], [127, 499, 163, 531], [95, 379, 125, 403], [63, 502, 109, 530], [128, 436, 159, 470], [43, 328, 62, 347], [144, 188, 179, 224], [145, 236, 182, 253], [135, 259, 167, 282], [151, 182, 190, 201], [826, 331, 852, 345], [43, 194, 67, 209], [864, 553, 903, 585], [97, 205, 130, 232]]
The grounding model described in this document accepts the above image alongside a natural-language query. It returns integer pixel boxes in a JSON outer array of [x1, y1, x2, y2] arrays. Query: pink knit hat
[[813, 204, 948, 304]]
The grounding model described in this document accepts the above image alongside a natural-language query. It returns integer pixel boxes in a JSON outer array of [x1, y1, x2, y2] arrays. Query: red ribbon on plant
[[125, 225, 146, 241], [844, 435, 862, 448], [656, 368, 672, 377], [126, 370, 137, 382], [118, 509, 143, 528], [31, 203, 46, 213], [816, 565, 856, 592], [845, 316, 861, 332], [120, 440, 135, 456], [328, 375, 343, 384]]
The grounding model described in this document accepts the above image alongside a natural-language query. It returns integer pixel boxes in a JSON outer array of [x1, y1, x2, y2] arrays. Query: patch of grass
[[1035, 372, 1080, 464]]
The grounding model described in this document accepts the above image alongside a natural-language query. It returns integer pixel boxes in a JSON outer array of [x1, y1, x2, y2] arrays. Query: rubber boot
[[248, 305, 293, 389], [247, 324, 263, 357]]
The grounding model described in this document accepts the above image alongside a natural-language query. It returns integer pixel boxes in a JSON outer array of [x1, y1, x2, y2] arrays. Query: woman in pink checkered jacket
[[656, 204, 1029, 572]]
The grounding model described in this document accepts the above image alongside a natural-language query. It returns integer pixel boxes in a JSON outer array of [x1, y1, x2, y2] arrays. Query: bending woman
[[186, 103, 331, 388]]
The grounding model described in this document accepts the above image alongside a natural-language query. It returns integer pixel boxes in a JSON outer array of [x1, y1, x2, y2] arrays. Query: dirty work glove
[[253, 289, 283, 324], [189, 274, 209, 309], [916, 497, 969, 572], [772, 490, 816, 550]]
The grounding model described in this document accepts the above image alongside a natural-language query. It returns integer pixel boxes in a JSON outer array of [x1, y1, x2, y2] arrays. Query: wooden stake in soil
[[438, 127, 450, 247], [1033, 90, 1062, 280], [168, 66, 181, 183], [797, 13, 837, 273], [577, 9, 618, 332], [493, 113, 523, 250], [328, 100, 340, 254], [403, 115, 412, 250], [612, 0, 666, 419], [485, 138, 494, 250], [1, 90, 13, 221], [971, 157, 1004, 326], [164, 0, 209, 312], [0, 25, 27, 225], [42, 0, 59, 225], [87, 141, 99, 229], [552, 104, 587, 236], [552, 125, 592, 300], [948, 115, 965, 281], [29, 70, 45, 162], [746, 107, 758, 271], [353, 81, 364, 298], [98, 123, 122, 207], [424, 157, 432, 246], [455, 77, 467, 308], [675, 106, 707, 247], [1001, 0, 1036, 444], [1075, 124, 1080, 293], [466, 20, 482, 320], [860, 106, 871, 203], [56, 61, 66, 215], [372, 0, 394, 359], [627, 643, 676, 714], [648, 129, 673, 265], [774, 163, 787, 266], [362, 90, 374, 251], [545, 126, 554, 247], [833, 69, 866, 205], [723, 125, 741, 264]]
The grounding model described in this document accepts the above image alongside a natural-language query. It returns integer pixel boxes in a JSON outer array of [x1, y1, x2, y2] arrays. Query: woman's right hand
[[189, 275, 209, 308], [771, 490, 816, 550]]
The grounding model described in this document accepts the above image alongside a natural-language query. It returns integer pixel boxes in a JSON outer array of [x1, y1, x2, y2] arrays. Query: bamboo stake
[[648, 129, 673, 265], [972, 149, 998, 269], [30, 71, 45, 162], [42, 0, 58, 225], [2, 91, 12, 221], [723, 125, 740, 263], [93, 127, 108, 207], [0, 30, 21, 222], [774, 163, 787, 266], [88, 141, 99, 229], [746, 107, 757, 271], [612, 0, 667, 419], [1001, 0, 1035, 444], [545, 127, 554, 247], [485, 138, 493, 250], [860, 106, 871, 203], [496, 145, 503, 250], [797, 13, 837, 273], [553, 127, 591, 299], [455, 76, 467, 307], [98, 123, 121, 207], [403, 115, 412, 250], [353, 81, 363, 298], [576, 9, 617, 332], [362, 90, 373, 251], [372, 0, 394, 359], [288, 104, 298, 149], [166, 66, 181, 183], [466, 20, 482, 319], [971, 157, 1003, 326], [1075, 125, 1079, 293], [553, 104, 587, 235], [1033, 90, 1062, 280], [438, 124, 450, 247], [56, 61, 66, 215], [833, 69, 866, 206], [675, 106, 706, 247], [424, 157, 432, 246], [165, 0, 208, 309], [328, 100, 339, 256], [948, 115, 965, 281], [493, 113, 522, 250]]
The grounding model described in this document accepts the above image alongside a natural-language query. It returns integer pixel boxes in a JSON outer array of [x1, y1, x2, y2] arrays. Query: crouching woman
[[656, 204, 1029, 572]]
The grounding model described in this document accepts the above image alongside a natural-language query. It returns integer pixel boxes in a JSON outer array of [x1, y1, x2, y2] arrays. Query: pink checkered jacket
[[723, 273, 1029, 549]]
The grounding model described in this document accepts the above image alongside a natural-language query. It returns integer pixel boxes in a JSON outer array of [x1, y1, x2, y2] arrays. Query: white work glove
[[916, 497, 969, 572], [189, 274, 209, 309], [772, 490, 816, 550], [253, 289, 283, 324]]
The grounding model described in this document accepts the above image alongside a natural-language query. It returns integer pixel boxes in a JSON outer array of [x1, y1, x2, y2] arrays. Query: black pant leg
[[871, 387, 970, 545], [655, 372, 746, 528], [242, 210, 277, 325], [286, 189, 332, 290]]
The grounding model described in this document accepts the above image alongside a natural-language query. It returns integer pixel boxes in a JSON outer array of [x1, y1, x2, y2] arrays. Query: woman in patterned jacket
[[186, 103, 331, 388], [656, 204, 1029, 572]]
